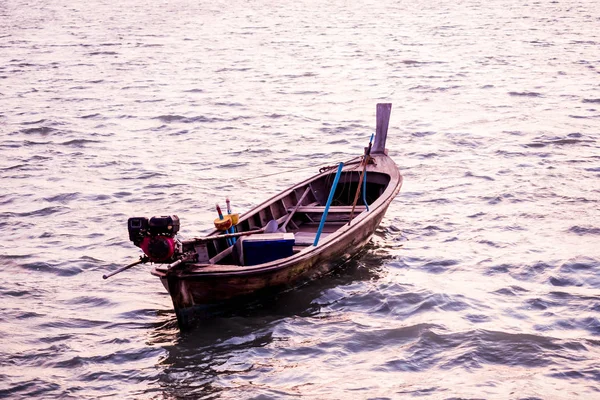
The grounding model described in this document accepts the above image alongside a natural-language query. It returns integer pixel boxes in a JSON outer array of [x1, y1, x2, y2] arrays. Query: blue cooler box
[[240, 233, 295, 266]]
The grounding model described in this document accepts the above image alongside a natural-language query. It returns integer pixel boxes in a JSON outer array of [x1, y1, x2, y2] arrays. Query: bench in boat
[[287, 205, 367, 213], [293, 222, 346, 246], [210, 207, 368, 264]]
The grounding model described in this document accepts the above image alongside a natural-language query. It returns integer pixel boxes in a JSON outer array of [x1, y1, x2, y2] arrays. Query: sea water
[[1, 0, 599, 398]]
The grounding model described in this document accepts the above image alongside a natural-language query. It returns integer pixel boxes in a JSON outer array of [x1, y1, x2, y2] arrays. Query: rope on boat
[[238, 156, 362, 182], [349, 134, 375, 222], [319, 158, 362, 173]]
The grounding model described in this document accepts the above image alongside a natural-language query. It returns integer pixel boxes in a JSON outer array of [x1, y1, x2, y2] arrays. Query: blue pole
[[226, 198, 236, 244], [313, 162, 344, 247], [217, 204, 233, 247]]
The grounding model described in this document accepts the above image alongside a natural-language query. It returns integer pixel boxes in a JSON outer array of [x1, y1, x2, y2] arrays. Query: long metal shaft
[[103, 256, 148, 279]]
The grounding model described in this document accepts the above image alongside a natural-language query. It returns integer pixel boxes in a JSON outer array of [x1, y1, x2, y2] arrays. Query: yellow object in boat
[[214, 215, 232, 231]]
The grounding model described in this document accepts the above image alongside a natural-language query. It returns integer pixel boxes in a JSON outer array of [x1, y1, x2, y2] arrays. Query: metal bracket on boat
[[165, 251, 198, 270], [319, 157, 361, 174]]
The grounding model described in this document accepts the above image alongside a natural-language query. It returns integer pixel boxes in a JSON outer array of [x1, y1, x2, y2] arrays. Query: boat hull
[[146, 104, 402, 330], [152, 176, 398, 329]]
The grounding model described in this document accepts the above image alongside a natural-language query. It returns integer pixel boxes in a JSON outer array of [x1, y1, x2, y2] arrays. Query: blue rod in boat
[[226, 198, 236, 244], [362, 168, 369, 211], [313, 162, 344, 247], [362, 133, 374, 212]]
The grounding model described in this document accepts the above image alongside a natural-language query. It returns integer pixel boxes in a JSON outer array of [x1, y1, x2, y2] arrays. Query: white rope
[[238, 156, 362, 182]]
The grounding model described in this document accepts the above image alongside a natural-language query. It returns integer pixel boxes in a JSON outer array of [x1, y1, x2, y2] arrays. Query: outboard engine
[[128, 215, 180, 262]]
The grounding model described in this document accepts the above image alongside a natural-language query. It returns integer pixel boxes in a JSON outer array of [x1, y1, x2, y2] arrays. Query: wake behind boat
[[106, 104, 403, 330]]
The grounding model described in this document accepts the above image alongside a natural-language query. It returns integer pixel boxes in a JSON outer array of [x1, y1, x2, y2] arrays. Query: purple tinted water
[[1, 0, 599, 398]]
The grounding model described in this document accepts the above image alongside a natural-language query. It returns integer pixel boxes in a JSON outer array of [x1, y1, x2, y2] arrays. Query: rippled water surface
[[1, 0, 600, 398]]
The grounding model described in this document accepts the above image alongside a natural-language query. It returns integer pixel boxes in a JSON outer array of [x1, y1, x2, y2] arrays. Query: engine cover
[[140, 236, 176, 262]]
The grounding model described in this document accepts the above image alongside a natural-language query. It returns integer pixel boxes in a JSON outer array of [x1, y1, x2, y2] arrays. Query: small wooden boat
[[109, 104, 402, 330]]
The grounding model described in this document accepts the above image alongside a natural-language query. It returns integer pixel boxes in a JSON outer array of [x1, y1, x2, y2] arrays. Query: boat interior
[[203, 170, 391, 266]]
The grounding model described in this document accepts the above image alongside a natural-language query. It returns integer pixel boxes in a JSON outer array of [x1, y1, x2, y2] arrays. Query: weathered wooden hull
[[146, 104, 402, 330], [161, 203, 390, 327], [151, 154, 401, 329]]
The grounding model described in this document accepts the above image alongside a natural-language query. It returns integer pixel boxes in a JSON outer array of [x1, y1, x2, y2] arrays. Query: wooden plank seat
[[292, 222, 343, 246], [288, 205, 367, 213], [294, 231, 332, 246]]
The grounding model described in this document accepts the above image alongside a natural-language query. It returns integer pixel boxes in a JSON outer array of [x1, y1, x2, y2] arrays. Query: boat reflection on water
[[149, 244, 391, 398]]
